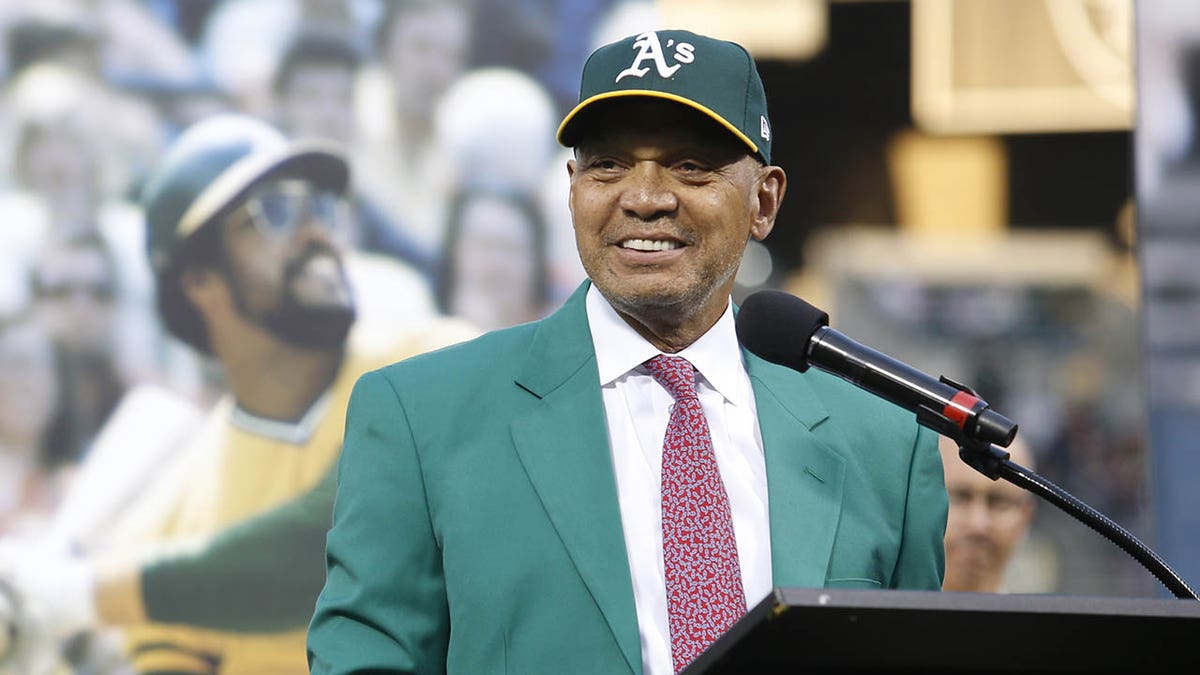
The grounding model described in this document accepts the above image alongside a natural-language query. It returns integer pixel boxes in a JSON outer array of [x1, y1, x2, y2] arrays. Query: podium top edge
[[770, 587, 1200, 619]]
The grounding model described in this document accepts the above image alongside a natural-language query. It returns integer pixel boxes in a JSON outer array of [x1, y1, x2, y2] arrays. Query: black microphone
[[736, 289, 1017, 447]]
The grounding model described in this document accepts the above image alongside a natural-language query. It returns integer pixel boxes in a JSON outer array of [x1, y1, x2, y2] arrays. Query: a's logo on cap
[[615, 31, 695, 83], [760, 115, 771, 141]]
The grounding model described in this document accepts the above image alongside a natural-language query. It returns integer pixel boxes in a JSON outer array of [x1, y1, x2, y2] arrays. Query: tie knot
[[645, 355, 698, 401]]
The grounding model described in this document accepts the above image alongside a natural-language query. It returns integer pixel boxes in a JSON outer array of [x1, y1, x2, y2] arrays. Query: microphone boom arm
[[930, 407, 1199, 600]]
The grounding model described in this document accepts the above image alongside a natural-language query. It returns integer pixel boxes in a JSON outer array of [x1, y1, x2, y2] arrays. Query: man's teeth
[[305, 256, 340, 275], [622, 239, 680, 252]]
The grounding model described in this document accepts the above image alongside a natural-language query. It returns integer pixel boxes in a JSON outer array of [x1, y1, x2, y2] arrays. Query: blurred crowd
[[0, 0, 663, 548]]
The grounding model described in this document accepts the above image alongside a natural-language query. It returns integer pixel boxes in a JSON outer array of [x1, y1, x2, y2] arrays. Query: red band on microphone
[[943, 391, 979, 429]]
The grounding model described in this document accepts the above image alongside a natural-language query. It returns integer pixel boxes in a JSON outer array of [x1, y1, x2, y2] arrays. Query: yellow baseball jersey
[[120, 319, 478, 674]]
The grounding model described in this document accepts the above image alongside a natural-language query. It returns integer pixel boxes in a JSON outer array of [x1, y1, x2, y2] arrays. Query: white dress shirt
[[585, 285, 773, 675]]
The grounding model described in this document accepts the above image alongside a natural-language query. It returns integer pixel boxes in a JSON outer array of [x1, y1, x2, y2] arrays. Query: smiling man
[[308, 29, 947, 675]]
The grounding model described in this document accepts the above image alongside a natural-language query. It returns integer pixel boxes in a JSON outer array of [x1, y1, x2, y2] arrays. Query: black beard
[[226, 245, 357, 351], [261, 300, 356, 351]]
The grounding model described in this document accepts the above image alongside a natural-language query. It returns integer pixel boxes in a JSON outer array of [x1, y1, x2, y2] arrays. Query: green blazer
[[307, 283, 946, 675]]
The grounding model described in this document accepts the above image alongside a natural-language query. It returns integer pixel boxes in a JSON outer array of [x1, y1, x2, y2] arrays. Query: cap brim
[[177, 140, 349, 239], [556, 89, 760, 159]]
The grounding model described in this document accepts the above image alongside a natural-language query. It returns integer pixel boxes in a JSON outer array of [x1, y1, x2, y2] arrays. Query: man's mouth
[[620, 238, 682, 252], [287, 245, 344, 280], [300, 254, 342, 277]]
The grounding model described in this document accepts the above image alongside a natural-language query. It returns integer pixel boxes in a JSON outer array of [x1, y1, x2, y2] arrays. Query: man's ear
[[180, 267, 227, 312], [566, 156, 578, 221], [750, 165, 787, 242]]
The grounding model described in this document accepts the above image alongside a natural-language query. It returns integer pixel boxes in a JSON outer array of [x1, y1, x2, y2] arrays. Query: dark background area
[[756, 1, 1133, 272]]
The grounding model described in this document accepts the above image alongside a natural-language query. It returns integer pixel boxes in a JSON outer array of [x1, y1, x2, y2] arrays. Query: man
[[124, 113, 383, 674], [307, 30, 947, 675], [940, 435, 1037, 593], [2, 113, 474, 674]]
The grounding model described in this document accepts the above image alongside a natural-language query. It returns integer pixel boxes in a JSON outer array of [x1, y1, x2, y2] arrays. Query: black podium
[[681, 587, 1200, 674]]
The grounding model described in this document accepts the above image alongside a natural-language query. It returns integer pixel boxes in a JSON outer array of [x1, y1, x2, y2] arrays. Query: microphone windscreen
[[736, 290, 829, 372]]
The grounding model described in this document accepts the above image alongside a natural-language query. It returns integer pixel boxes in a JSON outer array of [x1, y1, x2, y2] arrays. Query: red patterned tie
[[645, 355, 746, 674]]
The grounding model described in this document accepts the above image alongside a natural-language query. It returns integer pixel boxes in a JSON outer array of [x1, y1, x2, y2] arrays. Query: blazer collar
[[510, 281, 642, 675], [745, 351, 847, 589], [515, 281, 598, 398]]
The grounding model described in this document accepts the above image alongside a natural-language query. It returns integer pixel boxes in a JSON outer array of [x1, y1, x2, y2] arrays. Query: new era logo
[[615, 31, 695, 82], [760, 115, 771, 141]]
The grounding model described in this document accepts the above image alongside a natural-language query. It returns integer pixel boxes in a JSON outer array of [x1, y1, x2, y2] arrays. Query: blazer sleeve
[[137, 463, 334, 631], [890, 424, 948, 589], [307, 369, 449, 675]]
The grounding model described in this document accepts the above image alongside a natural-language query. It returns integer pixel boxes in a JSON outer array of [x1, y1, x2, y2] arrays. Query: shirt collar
[[229, 389, 332, 445], [585, 284, 751, 407]]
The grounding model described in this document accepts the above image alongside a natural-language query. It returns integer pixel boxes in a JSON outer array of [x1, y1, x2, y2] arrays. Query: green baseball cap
[[557, 29, 772, 164]]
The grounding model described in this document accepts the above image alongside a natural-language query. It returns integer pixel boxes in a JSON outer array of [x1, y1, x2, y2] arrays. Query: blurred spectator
[[434, 67, 558, 196], [0, 311, 64, 538], [3, 80, 106, 237], [272, 27, 360, 145], [433, 67, 573, 307], [0, 62, 183, 394], [273, 26, 434, 277], [940, 435, 1038, 593], [435, 187, 552, 331], [469, 0, 622, 117], [1, 5, 103, 80], [354, 0, 471, 255], [30, 233, 127, 468]]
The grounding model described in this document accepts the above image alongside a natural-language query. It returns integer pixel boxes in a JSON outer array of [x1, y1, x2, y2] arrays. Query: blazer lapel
[[510, 283, 641, 675], [746, 352, 846, 589]]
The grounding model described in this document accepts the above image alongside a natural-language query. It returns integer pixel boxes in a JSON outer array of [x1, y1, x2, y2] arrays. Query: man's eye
[[677, 161, 708, 173], [590, 158, 620, 170]]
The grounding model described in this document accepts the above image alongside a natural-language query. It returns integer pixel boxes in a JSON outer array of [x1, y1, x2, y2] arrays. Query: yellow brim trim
[[556, 89, 760, 157]]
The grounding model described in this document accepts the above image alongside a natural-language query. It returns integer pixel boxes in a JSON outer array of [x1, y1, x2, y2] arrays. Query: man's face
[[33, 242, 117, 353], [18, 124, 99, 234], [218, 178, 356, 350], [450, 194, 539, 329], [568, 99, 782, 335], [280, 63, 357, 144], [384, 5, 470, 110], [940, 436, 1035, 592]]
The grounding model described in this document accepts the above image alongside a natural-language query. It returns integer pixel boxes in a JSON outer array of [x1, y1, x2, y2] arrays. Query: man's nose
[[292, 211, 344, 250], [962, 500, 993, 532], [619, 162, 678, 220]]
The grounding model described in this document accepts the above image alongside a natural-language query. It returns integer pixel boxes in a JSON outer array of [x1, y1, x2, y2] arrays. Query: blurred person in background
[[30, 234, 127, 469], [0, 113, 475, 674], [270, 25, 359, 146], [272, 26, 434, 278], [0, 4, 173, 192], [0, 311, 64, 540], [468, 0, 626, 118], [0, 56, 175, 393], [0, 5, 104, 81], [3, 85, 108, 240], [940, 434, 1038, 593], [0, 0, 195, 84], [354, 0, 471, 256], [434, 187, 553, 331], [429, 67, 563, 315]]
